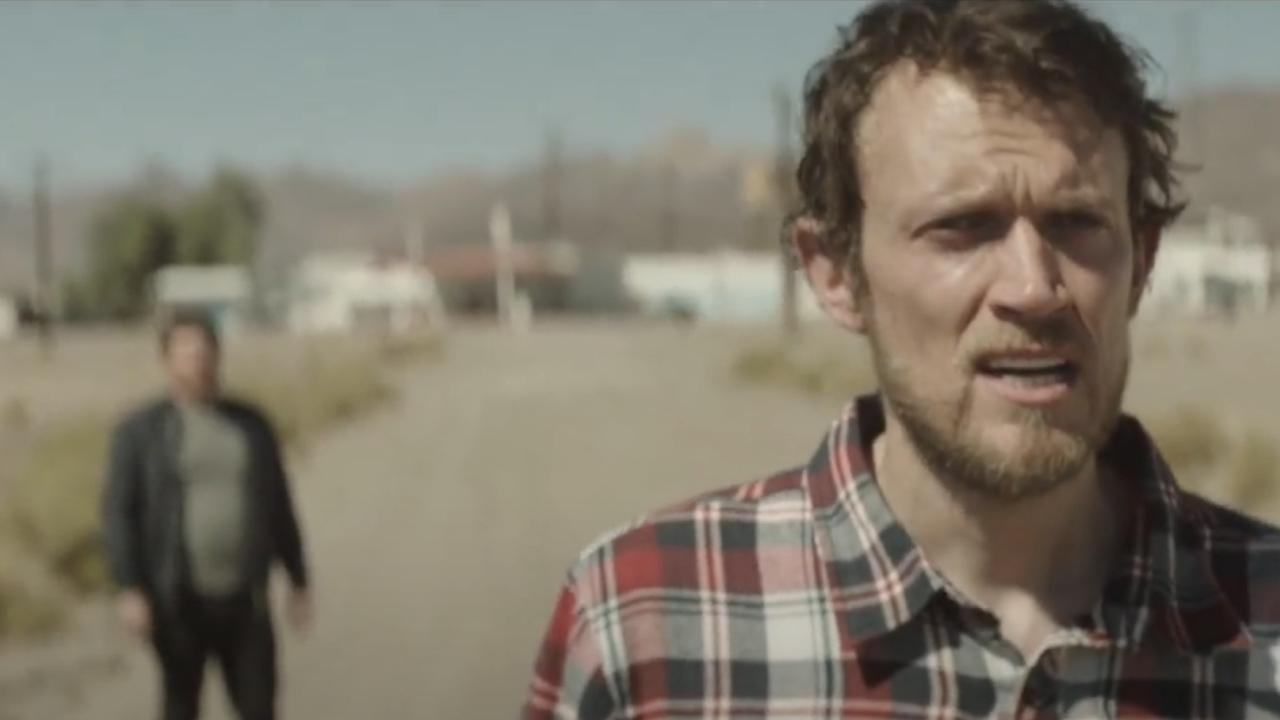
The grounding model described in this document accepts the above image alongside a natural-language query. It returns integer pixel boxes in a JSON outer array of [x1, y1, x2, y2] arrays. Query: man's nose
[[986, 218, 1069, 321]]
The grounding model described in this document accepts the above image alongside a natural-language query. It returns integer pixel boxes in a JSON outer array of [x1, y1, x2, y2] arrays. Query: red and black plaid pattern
[[523, 394, 1280, 719]]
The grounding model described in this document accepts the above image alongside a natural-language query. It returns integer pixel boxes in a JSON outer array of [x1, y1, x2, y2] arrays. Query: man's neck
[[171, 387, 218, 408], [872, 422, 1125, 628]]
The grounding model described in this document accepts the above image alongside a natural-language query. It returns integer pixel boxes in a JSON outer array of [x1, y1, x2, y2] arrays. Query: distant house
[[424, 240, 580, 316], [151, 264, 254, 332], [620, 249, 823, 323], [285, 251, 447, 335], [0, 293, 20, 340], [1144, 208, 1273, 319]]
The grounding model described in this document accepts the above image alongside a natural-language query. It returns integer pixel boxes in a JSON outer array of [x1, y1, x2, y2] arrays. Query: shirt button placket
[[1017, 661, 1060, 720]]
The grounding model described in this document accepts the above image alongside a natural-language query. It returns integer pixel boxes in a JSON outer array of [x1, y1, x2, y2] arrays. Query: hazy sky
[[0, 1, 1275, 189]]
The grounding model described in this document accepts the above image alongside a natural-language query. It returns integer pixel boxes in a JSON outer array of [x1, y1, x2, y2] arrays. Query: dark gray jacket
[[101, 396, 309, 606]]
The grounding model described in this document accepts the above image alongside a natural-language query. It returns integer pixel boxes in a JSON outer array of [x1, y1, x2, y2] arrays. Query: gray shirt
[[178, 402, 250, 597]]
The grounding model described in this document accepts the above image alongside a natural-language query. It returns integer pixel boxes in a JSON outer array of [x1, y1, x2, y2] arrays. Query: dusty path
[[1, 323, 846, 720]]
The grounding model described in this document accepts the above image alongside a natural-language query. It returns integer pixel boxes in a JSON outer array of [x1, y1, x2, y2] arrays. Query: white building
[[621, 249, 824, 323], [286, 252, 447, 335], [151, 264, 254, 332], [1143, 209, 1273, 319], [0, 295, 19, 340]]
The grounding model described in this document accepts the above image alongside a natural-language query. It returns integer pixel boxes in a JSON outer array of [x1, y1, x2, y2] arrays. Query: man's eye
[[929, 212, 1006, 243], [1043, 211, 1104, 235]]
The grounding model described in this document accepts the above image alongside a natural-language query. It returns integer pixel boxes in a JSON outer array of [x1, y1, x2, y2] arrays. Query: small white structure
[[286, 252, 447, 335], [621, 249, 824, 323], [1144, 208, 1273, 319], [151, 264, 254, 332], [0, 295, 19, 340]]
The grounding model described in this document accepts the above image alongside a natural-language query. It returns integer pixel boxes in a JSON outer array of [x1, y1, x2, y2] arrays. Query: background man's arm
[[101, 418, 144, 591], [521, 580, 618, 720], [260, 414, 309, 589]]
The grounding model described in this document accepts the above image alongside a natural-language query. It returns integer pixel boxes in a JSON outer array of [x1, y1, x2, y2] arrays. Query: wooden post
[[32, 155, 55, 358], [542, 127, 564, 242]]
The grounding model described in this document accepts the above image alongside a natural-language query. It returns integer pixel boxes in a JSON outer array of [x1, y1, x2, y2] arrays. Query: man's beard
[[868, 319, 1129, 502]]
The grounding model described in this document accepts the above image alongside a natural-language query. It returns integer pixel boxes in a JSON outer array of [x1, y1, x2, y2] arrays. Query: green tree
[[64, 167, 268, 322], [80, 197, 179, 320], [176, 167, 264, 266]]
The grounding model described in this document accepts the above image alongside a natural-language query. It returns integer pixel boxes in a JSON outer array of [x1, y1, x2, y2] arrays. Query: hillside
[[1, 87, 1278, 292]]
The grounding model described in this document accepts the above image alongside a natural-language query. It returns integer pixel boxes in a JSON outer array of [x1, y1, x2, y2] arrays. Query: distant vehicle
[[658, 297, 698, 325]]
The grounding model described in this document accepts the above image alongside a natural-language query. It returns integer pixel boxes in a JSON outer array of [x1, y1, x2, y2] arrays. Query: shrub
[[732, 343, 1280, 515], [228, 350, 395, 452], [0, 396, 29, 433], [1139, 407, 1279, 514], [375, 331, 446, 366], [0, 546, 67, 641], [731, 341, 876, 397], [1224, 430, 1280, 512], [731, 344, 793, 385], [2, 418, 112, 597], [1142, 405, 1230, 474]]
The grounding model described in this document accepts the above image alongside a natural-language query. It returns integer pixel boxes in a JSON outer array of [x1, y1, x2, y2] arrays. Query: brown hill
[[1, 88, 1278, 293]]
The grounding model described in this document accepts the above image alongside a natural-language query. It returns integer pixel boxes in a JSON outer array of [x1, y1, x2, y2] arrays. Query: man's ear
[[1128, 223, 1161, 317], [791, 216, 868, 334]]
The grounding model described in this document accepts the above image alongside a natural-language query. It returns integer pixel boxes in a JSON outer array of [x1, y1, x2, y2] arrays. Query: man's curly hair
[[787, 0, 1187, 271]]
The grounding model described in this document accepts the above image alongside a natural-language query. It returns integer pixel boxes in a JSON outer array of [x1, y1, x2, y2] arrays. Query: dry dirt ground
[[0, 316, 1278, 720], [0, 322, 847, 720]]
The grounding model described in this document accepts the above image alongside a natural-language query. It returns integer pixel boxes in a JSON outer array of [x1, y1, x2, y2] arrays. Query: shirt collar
[[803, 393, 1252, 653]]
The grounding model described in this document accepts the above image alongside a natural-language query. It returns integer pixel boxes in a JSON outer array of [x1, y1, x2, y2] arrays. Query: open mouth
[[974, 356, 1079, 388]]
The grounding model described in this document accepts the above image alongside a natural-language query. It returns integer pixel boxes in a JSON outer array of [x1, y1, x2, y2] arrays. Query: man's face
[[163, 326, 221, 398], [803, 65, 1151, 499]]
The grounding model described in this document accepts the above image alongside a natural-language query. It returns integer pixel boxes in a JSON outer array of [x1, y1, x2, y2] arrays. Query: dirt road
[[1, 323, 845, 720]]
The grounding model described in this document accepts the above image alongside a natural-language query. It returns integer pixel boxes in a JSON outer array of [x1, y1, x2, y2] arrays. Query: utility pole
[[404, 216, 425, 265], [489, 203, 517, 327], [772, 83, 800, 338], [32, 154, 55, 358], [595, 175, 613, 245], [542, 126, 564, 242], [1174, 6, 1204, 165], [660, 163, 678, 252]]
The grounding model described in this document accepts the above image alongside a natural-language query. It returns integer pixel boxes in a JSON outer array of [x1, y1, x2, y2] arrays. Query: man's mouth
[[974, 356, 1079, 388]]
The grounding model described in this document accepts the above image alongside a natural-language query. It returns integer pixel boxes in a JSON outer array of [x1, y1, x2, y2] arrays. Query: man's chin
[[967, 415, 1085, 460]]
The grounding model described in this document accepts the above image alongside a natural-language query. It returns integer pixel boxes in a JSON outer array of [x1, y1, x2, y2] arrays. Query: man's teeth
[[985, 358, 1069, 372]]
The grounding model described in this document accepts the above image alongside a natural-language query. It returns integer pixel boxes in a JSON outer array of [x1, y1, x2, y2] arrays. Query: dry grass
[[1222, 430, 1280, 512], [1183, 331, 1211, 364], [1135, 326, 1212, 366], [1142, 405, 1231, 473], [374, 331, 447, 366], [731, 340, 877, 397], [730, 342, 1280, 513], [227, 350, 396, 453], [0, 547, 66, 642], [1149, 409, 1280, 512], [2, 418, 113, 597], [0, 397, 29, 433], [0, 333, 431, 639]]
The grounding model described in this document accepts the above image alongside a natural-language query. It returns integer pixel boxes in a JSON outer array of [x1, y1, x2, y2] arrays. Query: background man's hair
[[157, 306, 221, 354], [787, 0, 1187, 269]]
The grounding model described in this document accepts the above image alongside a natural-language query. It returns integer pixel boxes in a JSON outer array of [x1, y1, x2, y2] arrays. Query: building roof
[[153, 264, 252, 304], [422, 242, 579, 282]]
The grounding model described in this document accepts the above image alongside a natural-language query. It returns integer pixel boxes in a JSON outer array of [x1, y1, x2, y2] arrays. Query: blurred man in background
[[522, 0, 1280, 718], [102, 309, 312, 720]]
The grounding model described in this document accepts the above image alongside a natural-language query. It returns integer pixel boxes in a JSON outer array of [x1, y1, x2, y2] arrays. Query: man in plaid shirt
[[522, 1, 1280, 718]]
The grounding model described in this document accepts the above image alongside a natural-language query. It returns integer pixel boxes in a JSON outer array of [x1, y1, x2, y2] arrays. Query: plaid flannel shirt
[[522, 395, 1280, 719]]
